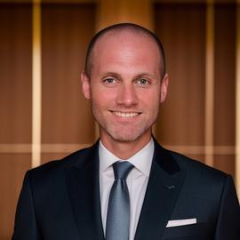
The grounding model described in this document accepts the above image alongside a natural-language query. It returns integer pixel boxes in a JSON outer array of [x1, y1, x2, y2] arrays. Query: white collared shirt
[[99, 138, 154, 240]]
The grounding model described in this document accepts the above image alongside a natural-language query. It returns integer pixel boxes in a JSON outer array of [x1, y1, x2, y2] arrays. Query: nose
[[116, 84, 138, 107]]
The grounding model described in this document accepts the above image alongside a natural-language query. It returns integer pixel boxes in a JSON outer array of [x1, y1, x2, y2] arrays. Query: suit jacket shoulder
[[170, 149, 228, 179], [28, 141, 99, 182]]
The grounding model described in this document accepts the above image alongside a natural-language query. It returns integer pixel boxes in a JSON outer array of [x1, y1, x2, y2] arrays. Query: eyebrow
[[100, 72, 121, 78], [100, 72, 158, 79]]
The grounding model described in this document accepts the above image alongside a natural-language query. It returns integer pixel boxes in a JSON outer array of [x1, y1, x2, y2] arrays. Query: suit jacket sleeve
[[215, 175, 240, 239], [12, 171, 41, 240]]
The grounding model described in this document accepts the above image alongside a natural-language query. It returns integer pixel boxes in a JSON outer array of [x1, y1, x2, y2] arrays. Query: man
[[12, 23, 240, 240]]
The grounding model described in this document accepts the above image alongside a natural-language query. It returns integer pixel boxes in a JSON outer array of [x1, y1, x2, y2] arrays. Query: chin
[[105, 126, 150, 143]]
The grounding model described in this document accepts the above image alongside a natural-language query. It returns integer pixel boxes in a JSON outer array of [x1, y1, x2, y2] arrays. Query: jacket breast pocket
[[162, 223, 211, 240]]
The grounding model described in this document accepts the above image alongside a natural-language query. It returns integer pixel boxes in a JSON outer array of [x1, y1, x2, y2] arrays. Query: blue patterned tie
[[106, 161, 134, 240]]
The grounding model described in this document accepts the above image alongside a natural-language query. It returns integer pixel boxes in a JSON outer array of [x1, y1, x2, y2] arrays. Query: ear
[[81, 72, 91, 99], [160, 73, 169, 103]]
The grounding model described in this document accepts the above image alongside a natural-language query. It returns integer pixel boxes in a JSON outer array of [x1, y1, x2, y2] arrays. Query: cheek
[[93, 86, 117, 100], [139, 90, 161, 108], [91, 88, 116, 109]]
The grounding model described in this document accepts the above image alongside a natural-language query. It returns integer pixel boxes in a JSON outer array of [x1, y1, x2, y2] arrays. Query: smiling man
[[12, 23, 240, 240]]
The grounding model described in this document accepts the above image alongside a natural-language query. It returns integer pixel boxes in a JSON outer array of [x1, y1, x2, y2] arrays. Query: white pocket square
[[166, 218, 197, 228]]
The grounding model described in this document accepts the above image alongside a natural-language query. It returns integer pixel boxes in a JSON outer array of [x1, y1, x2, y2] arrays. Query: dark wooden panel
[[154, 3, 206, 146], [42, 3, 96, 144], [154, 0, 236, 3], [0, 153, 31, 240], [0, 4, 32, 144], [183, 154, 205, 163], [42, 0, 94, 3], [41, 152, 72, 164], [214, 154, 235, 179], [214, 3, 236, 146]]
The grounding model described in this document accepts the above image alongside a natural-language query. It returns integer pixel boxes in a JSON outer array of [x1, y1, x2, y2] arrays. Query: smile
[[112, 111, 140, 118]]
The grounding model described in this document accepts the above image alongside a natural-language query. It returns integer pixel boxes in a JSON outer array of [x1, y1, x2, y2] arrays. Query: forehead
[[91, 30, 161, 66]]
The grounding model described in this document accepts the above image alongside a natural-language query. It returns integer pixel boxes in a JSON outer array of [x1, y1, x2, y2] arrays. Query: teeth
[[114, 112, 139, 118]]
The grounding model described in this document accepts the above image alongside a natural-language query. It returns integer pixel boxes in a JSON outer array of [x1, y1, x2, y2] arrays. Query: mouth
[[111, 111, 141, 118]]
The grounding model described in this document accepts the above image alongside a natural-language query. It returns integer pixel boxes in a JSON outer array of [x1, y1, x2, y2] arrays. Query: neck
[[100, 133, 152, 160]]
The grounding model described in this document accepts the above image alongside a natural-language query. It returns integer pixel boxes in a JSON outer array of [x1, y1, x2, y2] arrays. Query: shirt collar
[[99, 138, 154, 177]]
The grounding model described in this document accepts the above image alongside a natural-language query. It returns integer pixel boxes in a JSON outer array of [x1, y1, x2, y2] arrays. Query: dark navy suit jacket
[[12, 141, 240, 239]]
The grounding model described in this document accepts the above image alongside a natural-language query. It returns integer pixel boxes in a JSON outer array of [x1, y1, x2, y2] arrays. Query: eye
[[103, 77, 116, 85], [136, 78, 149, 86]]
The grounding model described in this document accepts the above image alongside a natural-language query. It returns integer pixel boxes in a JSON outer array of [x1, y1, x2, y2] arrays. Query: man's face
[[81, 31, 168, 144]]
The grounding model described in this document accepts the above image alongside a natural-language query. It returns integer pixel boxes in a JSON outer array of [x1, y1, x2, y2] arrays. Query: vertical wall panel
[[214, 3, 236, 178], [0, 4, 32, 144], [97, 0, 153, 30], [214, 154, 235, 176], [0, 3, 32, 239], [154, 3, 206, 147], [0, 154, 31, 240], [214, 3, 236, 146], [42, 3, 96, 148]]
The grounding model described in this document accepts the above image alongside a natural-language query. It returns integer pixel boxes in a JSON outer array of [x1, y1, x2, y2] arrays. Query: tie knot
[[113, 161, 134, 180]]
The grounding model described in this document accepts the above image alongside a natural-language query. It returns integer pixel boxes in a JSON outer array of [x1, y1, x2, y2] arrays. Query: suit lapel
[[134, 142, 186, 240], [65, 142, 105, 240]]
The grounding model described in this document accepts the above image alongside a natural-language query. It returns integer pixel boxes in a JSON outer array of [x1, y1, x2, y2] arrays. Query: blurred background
[[0, 0, 239, 239]]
